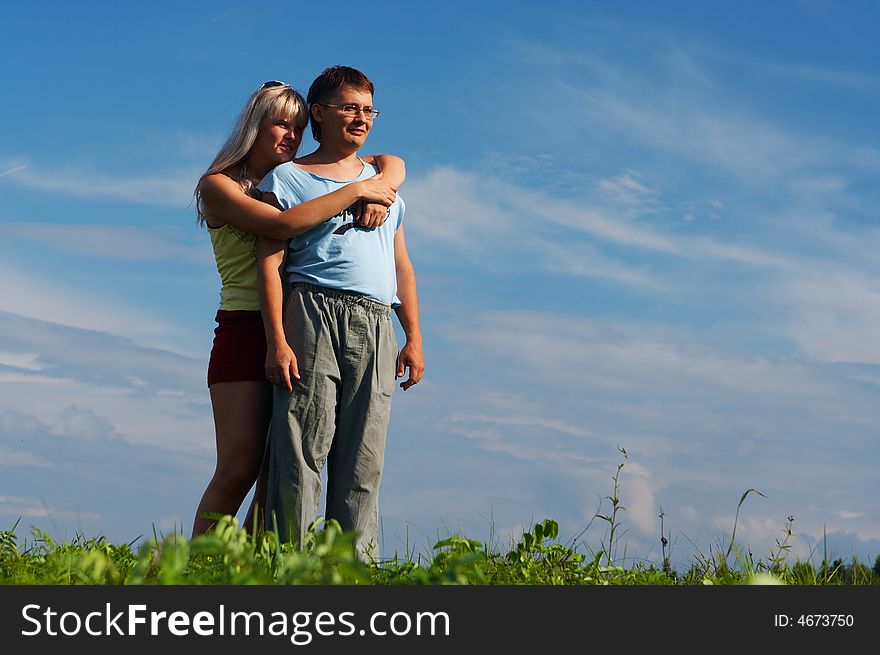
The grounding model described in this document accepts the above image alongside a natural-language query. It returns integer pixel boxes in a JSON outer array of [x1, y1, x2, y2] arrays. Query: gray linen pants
[[266, 283, 397, 559]]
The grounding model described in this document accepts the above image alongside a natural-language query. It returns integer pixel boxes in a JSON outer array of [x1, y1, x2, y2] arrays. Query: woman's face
[[253, 114, 303, 166]]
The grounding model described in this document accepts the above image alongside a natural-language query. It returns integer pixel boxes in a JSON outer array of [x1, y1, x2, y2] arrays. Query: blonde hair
[[195, 83, 308, 224]]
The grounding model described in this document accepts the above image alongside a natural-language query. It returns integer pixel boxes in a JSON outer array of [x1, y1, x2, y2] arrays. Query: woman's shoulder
[[200, 171, 241, 196], [199, 173, 246, 228]]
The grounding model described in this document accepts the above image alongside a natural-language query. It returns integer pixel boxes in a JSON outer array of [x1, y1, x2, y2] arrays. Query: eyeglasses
[[260, 80, 288, 89], [319, 103, 380, 119]]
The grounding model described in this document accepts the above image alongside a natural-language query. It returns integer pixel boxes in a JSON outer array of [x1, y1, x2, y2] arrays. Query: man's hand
[[396, 340, 424, 391], [265, 341, 300, 393]]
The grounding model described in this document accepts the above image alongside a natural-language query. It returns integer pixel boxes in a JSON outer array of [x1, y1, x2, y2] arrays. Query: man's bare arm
[[392, 225, 424, 390]]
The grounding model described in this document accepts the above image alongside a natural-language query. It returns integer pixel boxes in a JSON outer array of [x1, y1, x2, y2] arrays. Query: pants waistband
[[291, 282, 391, 316]]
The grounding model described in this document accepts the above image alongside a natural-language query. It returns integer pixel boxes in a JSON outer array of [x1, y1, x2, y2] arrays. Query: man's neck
[[296, 144, 362, 173]]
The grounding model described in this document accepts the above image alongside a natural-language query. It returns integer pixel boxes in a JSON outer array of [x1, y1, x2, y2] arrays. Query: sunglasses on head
[[260, 80, 288, 90]]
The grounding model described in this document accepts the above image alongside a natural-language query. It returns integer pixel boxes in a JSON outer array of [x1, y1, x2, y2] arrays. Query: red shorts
[[207, 310, 268, 386]]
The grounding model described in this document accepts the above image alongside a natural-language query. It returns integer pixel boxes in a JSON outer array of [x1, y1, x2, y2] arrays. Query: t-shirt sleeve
[[256, 164, 302, 210], [395, 195, 405, 231]]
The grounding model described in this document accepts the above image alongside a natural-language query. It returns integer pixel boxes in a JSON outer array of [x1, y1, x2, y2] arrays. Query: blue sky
[[1, 0, 879, 570]]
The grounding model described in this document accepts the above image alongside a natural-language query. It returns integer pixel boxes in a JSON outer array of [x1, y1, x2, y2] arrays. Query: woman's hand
[[354, 174, 397, 228], [354, 173, 397, 206], [265, 341, 300, 393]]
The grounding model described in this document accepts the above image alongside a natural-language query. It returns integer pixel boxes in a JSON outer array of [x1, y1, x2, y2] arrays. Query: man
[[256, 66, 424, 559]]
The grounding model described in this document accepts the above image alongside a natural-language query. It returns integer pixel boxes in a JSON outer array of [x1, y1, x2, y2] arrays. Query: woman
[[191, 80, 404, 537]]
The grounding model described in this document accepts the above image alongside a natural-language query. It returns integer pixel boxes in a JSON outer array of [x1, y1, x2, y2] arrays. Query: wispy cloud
[[1, 223, 210, 264], [0, 312, 211, 456], [406, 145, 880, 364], [0, 158, 199, 208], [407, 165, 800, 271], [510, 37, 879, 201], [568, 82, 837, 184], [0, 351, 42, 371], [0, 447, 52, 468], [0, 165, 27, 178], [0, 495, 101, 521], [597, 171, 665, 215], [207, 7, 244, 24], [403, 167, 709, 292], [730, 48, 880, 92], [0, 262, 185, 347], [455, 309, 879, 414], [534, 240, 668, 290], [450, 412, 599, 439], [397, 311, 879, 564], [783, 271, 880, 364]]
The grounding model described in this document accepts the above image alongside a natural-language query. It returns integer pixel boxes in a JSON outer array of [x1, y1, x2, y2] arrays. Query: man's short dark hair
[[306, 66, 375, 142]]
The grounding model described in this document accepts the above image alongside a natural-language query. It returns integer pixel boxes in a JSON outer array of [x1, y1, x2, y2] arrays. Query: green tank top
[[209, 223, 259, 311]]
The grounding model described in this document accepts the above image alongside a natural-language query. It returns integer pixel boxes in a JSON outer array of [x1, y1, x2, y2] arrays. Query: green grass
[[3, 449, 877, 585], [2, 513, 877, 585]]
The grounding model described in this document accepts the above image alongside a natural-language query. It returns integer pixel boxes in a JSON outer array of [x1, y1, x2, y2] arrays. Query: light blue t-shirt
[[257, 159, 404, 306]]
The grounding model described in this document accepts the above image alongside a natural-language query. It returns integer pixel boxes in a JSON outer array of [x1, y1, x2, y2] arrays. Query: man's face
[[315, 85, 374, 150]]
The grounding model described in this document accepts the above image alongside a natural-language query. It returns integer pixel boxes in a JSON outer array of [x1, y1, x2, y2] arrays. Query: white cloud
[[1, 223, 210, 264], [510, 36, 878, 213], [55, 405, 121, 441], [0, 159, 199, 208], [0, 263, 181, 347], [450, 413, 596, 439], [619, 460, 659, 535], [207, 7, 244, 24], [785, 271, 880, 364], [0, 409, 51, 437], [0, 165, 27, 178], [536, 240, 669, 289], [405, 166, 792, 291], [0, 351, 42, 371], [0, 312, 212, 456], [678, 505, 699, 522], [0, 495, 101, 521], [419, 306, 880, 555], [452, 310, 830, 402], [451, 424, 601, 469], [411, 168, 880, 367], [409, 164, 815, 272], [710, 514, 804, 559], [597, 171, 665, 214], [0, 447, 52, 468], [0, 372, 70, 385], [757, 60, 880, 92]]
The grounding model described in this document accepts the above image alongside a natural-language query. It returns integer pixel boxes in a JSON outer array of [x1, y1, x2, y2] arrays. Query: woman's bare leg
[[192, 381, 272, 537]]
